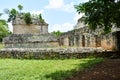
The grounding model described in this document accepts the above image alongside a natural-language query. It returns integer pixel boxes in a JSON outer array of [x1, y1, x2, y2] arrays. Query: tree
[[75, 0, 120, 34], [0, 19, 10, 42], [18, 4, 23, 13], [39, 14, 45, 24], [51, 30, 63, 37], [4, 8, 18, 22], [24, 12, 32, 25]]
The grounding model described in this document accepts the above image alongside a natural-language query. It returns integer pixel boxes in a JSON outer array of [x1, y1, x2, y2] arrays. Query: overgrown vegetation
[[0, 15, 11, 42], [51, 30, 63, 37], [4, 5, 45, 25], [4, 8, 18, 22], [17, 4, 23, 13], [0, 58, 103, 80], [24, 12, 32, 25], [75, 0, 120, 34], [39, 14, 45, 24]]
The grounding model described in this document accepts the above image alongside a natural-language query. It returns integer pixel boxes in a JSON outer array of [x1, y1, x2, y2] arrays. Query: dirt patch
[[66, 59, 120, 80]]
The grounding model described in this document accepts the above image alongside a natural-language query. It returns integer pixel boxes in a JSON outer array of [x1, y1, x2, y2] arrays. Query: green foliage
[[24, 12, 32, 25], [4, 8, 18, 22], [51, 30, 63, 37], [17, 4, 23, 13], [39, 14, 45, 24], [0, 43, 4, 49], [0, 19, 10, 42], [75, 0, 120, 34], [0, 58, 103, 80]]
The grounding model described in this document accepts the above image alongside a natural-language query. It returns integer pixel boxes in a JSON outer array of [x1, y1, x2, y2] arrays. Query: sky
[[0, 0, 88, 32]]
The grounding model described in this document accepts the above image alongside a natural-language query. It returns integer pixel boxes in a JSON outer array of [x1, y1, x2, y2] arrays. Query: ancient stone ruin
[[2, 14, 120, 50], [59, 18, 120, 51], [0, 14, 120, 59], [3, 14, 59, 48]]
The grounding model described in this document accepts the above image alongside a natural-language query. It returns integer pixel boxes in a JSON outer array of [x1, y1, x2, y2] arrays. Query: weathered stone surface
[[0, 47, 106, 59], [3, 34, 59, 48], [12, 14, 48, 34], [59, 27, 101, 48], [13, 24, 48, 34]]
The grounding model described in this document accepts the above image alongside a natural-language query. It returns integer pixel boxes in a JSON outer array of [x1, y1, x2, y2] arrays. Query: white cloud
[[74, 13, 84, 22], [63, 2, 74, 12], [45, 0, 74, 12], [30, 10, 44, 15], [49, 22, 74, 32], [45, 0, 64, 9]]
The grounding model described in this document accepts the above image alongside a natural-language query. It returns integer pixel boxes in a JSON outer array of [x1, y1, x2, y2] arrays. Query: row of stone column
[[59, 34, 101, 47]]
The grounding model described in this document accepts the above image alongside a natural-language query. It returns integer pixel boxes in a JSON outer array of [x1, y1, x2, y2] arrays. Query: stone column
[[63, 37, 69, 46]]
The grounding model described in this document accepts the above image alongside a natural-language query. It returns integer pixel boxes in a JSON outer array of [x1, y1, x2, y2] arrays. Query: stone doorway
[[82, 35, 85, 47]]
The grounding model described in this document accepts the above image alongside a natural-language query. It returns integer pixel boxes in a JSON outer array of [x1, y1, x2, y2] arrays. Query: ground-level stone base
[[0, 47, 118, 59]]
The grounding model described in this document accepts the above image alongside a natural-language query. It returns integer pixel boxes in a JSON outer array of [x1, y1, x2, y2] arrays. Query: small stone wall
[[13, 24, 48, 34], [0, 47, 108, 59]]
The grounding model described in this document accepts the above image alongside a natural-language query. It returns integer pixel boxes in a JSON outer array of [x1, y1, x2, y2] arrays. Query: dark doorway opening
[[82, 35, 85, 47]]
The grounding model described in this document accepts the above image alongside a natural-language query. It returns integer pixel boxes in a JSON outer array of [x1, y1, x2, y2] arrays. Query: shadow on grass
[[45, 58, 103, 80]]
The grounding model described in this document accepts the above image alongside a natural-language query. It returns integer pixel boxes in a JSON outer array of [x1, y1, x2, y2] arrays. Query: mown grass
[[0, 58, 103, 80]]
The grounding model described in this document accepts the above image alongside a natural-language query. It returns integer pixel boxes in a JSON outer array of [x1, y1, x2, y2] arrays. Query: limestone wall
[[0, 47, 106, 59], [101, 32, 118, 50], [13, 24, 48, 34], [4, 42, 59, 48], [12, 14, 49, 34]]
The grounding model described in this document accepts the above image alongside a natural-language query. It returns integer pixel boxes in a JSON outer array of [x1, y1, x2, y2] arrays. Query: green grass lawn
[[0, 58, 103, 80]]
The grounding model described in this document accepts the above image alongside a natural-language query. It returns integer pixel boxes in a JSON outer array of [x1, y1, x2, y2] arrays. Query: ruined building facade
[[59, 19, 120, 51]]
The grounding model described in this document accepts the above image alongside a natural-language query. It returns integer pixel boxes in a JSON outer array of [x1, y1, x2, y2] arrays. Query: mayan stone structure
[[3, 14, 59, 48], [12, 14, 48, 34], [1, 15, 120, 59], [2, 14, 120, 51], [59, 19, 120, 51]]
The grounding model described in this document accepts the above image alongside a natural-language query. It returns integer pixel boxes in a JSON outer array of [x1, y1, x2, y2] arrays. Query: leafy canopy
[[75, 0, 120, 34]]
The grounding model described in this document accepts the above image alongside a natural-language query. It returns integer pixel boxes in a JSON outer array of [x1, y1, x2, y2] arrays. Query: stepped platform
[[3, 34, 59, 48]]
